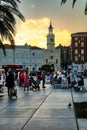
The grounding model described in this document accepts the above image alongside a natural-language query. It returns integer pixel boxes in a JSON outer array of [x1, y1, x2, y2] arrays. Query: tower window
[[50, 38, 54, 42], [50, 56, 53, 59], [50, 50, 53, 53]]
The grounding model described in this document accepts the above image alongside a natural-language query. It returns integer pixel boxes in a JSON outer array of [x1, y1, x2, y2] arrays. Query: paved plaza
[[0, 79, 87, 130]]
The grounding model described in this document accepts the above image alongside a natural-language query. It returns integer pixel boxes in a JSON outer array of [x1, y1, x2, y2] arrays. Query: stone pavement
[[0, 79, 87, 130]]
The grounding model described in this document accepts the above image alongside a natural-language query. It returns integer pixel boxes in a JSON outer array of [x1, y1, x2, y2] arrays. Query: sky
[[14, 0, 87, 48]]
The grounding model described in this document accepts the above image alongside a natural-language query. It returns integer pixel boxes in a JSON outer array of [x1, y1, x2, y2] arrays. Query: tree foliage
[[0, 0, 25, 55], [41, 64, 51, 72], [61, 0, 87, 15]]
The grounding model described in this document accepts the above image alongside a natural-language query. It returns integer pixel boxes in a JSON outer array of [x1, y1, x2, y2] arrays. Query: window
[[32, 53, 35, 56], [50, 38, 54, 42], [78, 40, 80, 43], [75, 55, 78, 61], [81, 49, 84, 54], [75, 42, 78, 47], [81, 42, 84, 47], [75, 49, 78, 54], [81, 56, 84, 61], [81, 37, 84, 41], [75, 37, 78, 41], [32, 67, 35, 71], [46, 59, 48, 64], [56, 59, 58, 64]]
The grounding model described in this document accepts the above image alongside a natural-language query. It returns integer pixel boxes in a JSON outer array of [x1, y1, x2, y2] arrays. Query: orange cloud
[[55, 30, 71, 47], [15, 18, 71, 48]]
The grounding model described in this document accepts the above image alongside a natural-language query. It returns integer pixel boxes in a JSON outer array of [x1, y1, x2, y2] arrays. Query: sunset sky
[[14, 0, 87, 48]]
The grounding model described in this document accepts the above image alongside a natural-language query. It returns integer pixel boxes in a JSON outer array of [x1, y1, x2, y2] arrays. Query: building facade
[[71, 32, 87, 72], [0, 44, 44, 71], [0, 22, 71, 72], [56, 45, 71, 70]]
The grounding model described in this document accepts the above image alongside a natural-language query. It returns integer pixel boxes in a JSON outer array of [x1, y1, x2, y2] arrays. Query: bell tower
[[45, 20, 58, 68], [47, 21, 55, 50]]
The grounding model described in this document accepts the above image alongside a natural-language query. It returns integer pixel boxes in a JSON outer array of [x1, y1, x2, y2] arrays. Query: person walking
[[41, 71, 46, 88], [24, 73, 30, 91], [5, 71, 15, 98]]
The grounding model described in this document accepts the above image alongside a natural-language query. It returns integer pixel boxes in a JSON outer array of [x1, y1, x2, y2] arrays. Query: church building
[[0, 21, 62, 72]]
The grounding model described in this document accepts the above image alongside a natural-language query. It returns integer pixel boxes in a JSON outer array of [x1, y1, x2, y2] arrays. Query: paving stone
[[23, 118, 77, 130], [1, 79, 87, 130], [0, 108, 36, 118], [0, 118, 28, 130]]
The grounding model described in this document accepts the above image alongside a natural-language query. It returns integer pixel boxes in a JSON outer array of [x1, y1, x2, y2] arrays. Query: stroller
[[30, 77, 40, 90]]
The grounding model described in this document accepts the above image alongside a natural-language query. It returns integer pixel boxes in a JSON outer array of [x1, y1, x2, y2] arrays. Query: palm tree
[[0, 0, 25, 55], [61, 0, 87, 15]]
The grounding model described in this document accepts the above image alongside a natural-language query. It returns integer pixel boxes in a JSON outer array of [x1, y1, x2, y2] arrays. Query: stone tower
[[47, 21, 55, 51], [45, 21, 59, 71], [46, 21, 55, 66]]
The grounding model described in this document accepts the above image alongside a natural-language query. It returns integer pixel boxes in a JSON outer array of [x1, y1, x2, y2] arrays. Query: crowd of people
[[1, 68, 87, 98], [4, 70, 46, 98], [51, 69, 86, 92]]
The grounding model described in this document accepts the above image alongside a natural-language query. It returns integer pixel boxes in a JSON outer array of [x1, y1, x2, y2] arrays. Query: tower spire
[[48, 20, 53, 34]]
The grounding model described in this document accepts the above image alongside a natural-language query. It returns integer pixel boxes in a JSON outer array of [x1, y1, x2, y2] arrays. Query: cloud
[[55, 30, 71, 46], [15, 18, 71, 48]]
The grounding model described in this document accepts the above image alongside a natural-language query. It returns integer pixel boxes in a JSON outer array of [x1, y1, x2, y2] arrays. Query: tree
[[61, 0, 87, 15], [41, 64, 51, 73], [0, 0, 25, 55]]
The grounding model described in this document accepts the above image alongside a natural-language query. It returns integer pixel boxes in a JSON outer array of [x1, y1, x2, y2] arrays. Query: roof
[[30, 46, 42, 50], [0, 44, 43, 50], [71, 32, 87, 36]]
